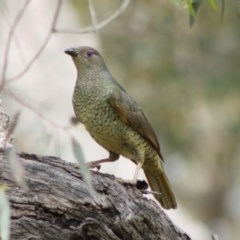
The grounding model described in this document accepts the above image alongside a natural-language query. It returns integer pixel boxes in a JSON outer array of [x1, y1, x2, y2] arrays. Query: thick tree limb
[[0, 151, 191, 240]]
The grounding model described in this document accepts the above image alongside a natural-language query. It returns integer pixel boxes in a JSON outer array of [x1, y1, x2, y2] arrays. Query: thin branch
[[5, 0, 63, 84], [54, 0, 130, 34], [0, 0, 31, 90], [1, 0, 130, 138], [3, 0, 128, 83], [88, 0, 98, 32], [0, 7, 27, 67], [5, 89, 70, 130]]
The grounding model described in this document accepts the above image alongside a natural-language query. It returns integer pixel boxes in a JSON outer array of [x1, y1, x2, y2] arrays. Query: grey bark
[[0, 151, 191, 240]]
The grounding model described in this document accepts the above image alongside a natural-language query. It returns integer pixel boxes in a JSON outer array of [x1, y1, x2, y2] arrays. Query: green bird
[[65, 46, 177, 209]]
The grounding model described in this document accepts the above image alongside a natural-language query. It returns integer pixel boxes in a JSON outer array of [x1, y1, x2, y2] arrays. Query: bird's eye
[[87, 52, 94, 58]]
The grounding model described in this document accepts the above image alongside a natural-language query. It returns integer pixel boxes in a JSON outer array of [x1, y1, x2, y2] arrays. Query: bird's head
[[64, 46, 106, 72]]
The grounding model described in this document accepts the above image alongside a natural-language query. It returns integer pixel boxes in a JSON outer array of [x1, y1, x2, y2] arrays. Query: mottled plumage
[[65, 46, 177, 209]]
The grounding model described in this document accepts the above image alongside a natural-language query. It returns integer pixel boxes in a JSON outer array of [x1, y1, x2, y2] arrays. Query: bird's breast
[[72, 82, 158, 162], [72, 84, 115, 131]]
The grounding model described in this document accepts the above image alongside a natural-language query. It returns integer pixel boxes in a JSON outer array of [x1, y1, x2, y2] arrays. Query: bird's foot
[[70, 161, 101, 171], [86, 154, 119, 171], [119, 179, 148, 190], [141, 189, 162, 196], [87, 161, 101, 171], [118, 179, 135, 185], [136, 180, 148, 190]]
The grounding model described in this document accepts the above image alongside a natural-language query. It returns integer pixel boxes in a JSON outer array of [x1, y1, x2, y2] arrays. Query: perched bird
[[65, 46, 177, 209]]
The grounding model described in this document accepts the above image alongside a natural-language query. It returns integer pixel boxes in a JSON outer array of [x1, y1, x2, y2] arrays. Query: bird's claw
[[118, 179, 137, 186], [119, 179, 148, 190], [87, 162, 101, 171]]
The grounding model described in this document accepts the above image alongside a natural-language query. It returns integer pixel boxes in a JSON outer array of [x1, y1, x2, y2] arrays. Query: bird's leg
[[132, 161, 143, 184], [119, 161, 143, 185], [88, 152, 119, 170]]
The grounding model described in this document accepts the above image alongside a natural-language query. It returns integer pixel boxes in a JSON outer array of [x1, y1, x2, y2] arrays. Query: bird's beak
[[64, 48, 77, 57]]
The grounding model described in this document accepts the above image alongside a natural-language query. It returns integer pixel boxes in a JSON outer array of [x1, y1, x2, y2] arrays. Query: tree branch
[[0, 0, 31, 89], [54, 0, 130, 34], [6, 0, 63, 83], [0, 150, 191, 240], [4, 89, 70, 130]]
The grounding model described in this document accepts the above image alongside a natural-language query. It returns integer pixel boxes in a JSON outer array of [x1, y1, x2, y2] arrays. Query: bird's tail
[[144, 168, 177, 209]]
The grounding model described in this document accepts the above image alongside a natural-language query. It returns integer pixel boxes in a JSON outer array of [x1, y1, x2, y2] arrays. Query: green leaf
[[6, 147, 28, 191], [186, 0, 224, 26], [71, 137, 95, 196], [187, 0, 203, 27], [208, 0, 217, 10], [0, 185, 10, 240], [186, 0, 197, 17]]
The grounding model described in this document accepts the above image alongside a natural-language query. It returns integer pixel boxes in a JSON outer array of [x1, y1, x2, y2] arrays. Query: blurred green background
[[71, 0, 240, 238]]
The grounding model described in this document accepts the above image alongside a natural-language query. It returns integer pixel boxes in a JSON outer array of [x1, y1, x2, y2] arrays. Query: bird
[[65, 46, 177, 209]]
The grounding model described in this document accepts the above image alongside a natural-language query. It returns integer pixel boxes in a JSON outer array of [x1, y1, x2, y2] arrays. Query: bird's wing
[[108, 87, 163, 160]]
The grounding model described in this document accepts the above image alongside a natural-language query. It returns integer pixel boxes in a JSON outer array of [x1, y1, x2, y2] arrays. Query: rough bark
[[0, 150, 191, 240]]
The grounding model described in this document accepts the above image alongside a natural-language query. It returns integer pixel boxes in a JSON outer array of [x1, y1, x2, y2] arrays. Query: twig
[[3, 0, 129, 84], [0, 0, 31, 90], [5, 89, 70, 130], [0, 7, 27, 67], [54, 0, 130, 34], [1, 0, 130, 136], [5, 0, 63, 84], [88, 0, 98, 32]]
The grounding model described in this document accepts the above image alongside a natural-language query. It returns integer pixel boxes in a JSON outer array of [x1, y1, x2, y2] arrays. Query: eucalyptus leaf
[[208, 0, 217, 10], [0, 185, 10, 240], [6, 147, 28, 191], [71, 137, 95, 196], [188, 0, 203, 27]]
